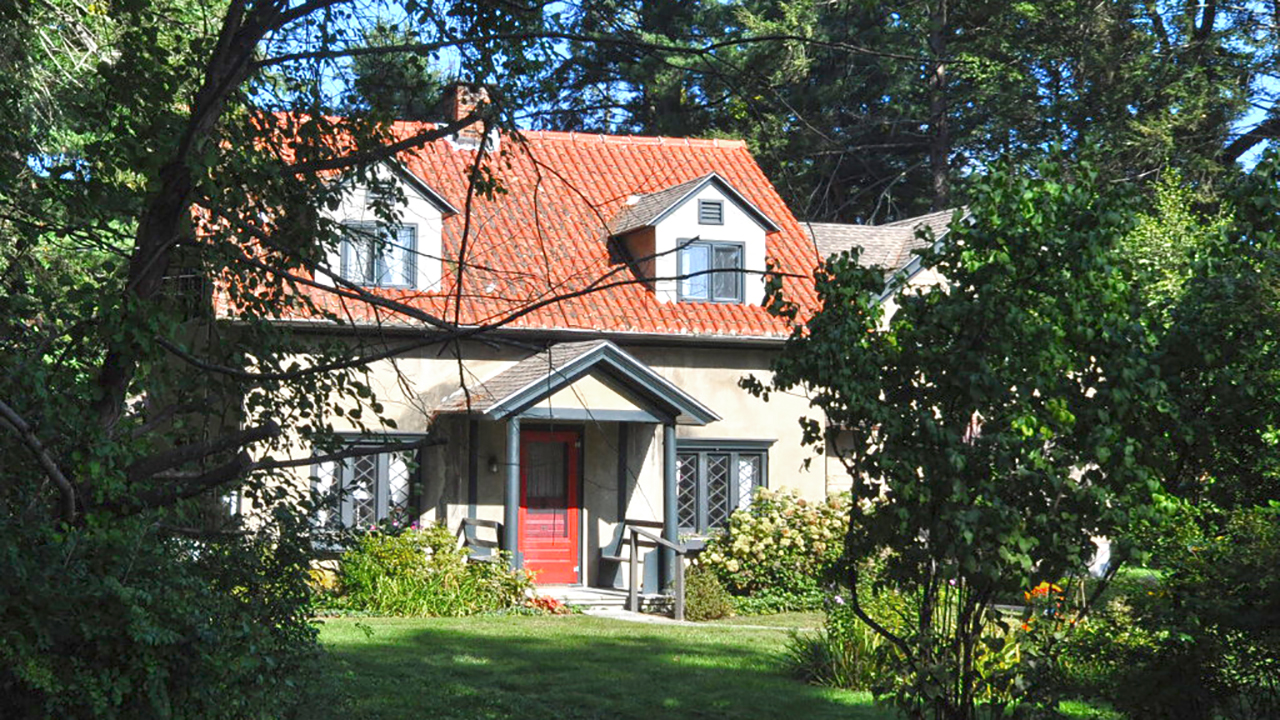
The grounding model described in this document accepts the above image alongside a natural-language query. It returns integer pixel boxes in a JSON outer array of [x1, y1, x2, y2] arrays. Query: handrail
[[628, 526, 687, 554], [621, 519, 689, 621]]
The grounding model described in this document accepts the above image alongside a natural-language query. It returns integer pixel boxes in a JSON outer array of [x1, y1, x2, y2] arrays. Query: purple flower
[[833, 595, 845, 605]]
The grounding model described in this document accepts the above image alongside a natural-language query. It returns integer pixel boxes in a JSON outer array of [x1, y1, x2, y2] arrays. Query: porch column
[[662, 422, 678, 588], [505, 417, 521, 569]]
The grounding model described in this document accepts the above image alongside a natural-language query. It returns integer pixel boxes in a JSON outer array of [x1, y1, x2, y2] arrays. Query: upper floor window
[[679, 240, 743, 303], [340, 222, 418, 288], [698, 199, 724, 225], [676, 441, 768, 534]]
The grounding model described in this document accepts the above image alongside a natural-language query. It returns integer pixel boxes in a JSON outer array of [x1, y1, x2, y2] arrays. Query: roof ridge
[[513, 129, 748, 148], [882, 208, 959, 227]]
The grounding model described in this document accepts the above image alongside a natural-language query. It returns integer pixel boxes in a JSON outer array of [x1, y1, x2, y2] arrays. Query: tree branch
[[0, 398, 76, 522], [125, 421, 281, 482], [1221, 113, 1280, 164], [254, 435, 445, 471], [111, 451, 255, 515]]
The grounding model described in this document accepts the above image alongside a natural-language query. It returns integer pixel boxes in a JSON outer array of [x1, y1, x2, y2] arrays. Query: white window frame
[[339, 221, 419, 289], [677, 240, 744, 303]]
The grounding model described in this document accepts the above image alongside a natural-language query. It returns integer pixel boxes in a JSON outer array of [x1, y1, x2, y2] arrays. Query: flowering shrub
[[699, 487, 849, 612], [336, 523, 532, 616]]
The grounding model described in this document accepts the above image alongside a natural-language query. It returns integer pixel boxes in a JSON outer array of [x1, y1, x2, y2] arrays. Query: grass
[[315, 614, 888, 719], [706, 611, 825, 629]]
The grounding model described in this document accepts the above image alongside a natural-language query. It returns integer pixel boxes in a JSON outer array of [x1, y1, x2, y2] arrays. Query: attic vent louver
[[698, 199, 723, 225]]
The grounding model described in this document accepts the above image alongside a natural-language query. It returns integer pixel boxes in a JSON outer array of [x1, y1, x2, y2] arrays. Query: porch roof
[[437, 340, 720, 426]]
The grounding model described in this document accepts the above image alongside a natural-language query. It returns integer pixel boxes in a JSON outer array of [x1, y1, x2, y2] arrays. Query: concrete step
[[535, 586, 671, 612]]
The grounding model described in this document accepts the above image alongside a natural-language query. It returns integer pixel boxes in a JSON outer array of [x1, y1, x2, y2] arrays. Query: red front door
[[519, 429, 580, 584]]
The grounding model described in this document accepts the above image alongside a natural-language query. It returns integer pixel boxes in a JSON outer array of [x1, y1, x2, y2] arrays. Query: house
[[248, 83, 954, 591]]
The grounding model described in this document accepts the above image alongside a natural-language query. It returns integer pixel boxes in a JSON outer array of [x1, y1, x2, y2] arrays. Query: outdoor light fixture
[[488, 456, 499, 474]]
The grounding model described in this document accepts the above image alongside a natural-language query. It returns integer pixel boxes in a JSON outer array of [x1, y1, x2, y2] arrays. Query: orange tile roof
[[279, 124, 821, 339]]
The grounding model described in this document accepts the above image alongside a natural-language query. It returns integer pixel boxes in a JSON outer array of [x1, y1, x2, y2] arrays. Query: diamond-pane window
[[312, 444, 419, 535], [677, 454, 700, 532], [737, 455, 761, 512], [675, 441, 769, 534]]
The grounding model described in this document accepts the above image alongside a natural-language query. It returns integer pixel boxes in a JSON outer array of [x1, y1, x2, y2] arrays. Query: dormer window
[[607, 173, 778, 306], [698, 199, 723, 225], [340, 222, 418, 288], [679, 240, 743, 303]]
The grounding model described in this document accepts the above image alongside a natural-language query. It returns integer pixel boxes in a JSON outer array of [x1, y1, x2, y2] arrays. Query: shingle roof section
[[806, 209, 961, 272], [439, 340, 604, 414], [609, 174, 710, 236], [265, 129, 820, 339]]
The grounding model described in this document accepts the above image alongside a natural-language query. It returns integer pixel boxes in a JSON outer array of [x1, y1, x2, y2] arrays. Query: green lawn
[[315, 614, 888, 719]]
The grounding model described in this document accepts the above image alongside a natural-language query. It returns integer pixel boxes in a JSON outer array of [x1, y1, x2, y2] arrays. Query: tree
[[0, 0, 696, 712], [748, 157, 1168, 718], [1124, 163, 1280, 510], [553, 0, 1278, 222], [349, 23, 447, 121]]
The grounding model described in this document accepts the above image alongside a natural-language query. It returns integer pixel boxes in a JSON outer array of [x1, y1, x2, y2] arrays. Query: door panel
[[519, 429, 580, 584]]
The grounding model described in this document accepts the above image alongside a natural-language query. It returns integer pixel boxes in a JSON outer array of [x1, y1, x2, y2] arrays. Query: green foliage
[[683, 563, 735, 621], [349, 23, 446, 121], [788, 594, 894, 691], [699, 487, 848, 612], [0, 512, 321, 719], [554, 1, 1276, 219], [336, 524, 532, 616], [1054, 507, 1280, 720], [1143, 152, 1280, 510], [754, 156, 1168, 719]]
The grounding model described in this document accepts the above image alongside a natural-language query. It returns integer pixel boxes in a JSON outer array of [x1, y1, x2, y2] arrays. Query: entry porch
[[434, 340, 719, 592]]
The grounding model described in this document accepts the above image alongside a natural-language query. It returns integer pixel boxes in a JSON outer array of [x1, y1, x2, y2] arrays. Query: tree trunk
[[927, 0, 950, 211]]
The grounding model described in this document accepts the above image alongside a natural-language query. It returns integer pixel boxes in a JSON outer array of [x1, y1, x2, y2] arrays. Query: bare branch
[[1221, 113, 1280, 164]]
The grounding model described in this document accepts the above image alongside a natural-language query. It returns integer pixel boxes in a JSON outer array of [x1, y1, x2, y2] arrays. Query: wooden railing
[[620, 519, 690, 621]]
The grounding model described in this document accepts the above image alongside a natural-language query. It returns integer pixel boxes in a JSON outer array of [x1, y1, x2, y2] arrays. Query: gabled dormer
[[320, 161, 457, 291], [609, 173, 780, 305]]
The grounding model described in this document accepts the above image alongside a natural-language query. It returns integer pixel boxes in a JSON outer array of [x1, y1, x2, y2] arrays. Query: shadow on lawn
[[318, 617, 889, 720]]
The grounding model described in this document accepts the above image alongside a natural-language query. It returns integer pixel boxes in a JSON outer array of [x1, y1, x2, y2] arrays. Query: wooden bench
[[599, 518, 664, 589], [458, 517, 503, 563]]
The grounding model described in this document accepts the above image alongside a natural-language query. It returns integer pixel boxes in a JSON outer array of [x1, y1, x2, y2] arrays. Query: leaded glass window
[[675, 441, 769, 534], [312, 445, 417, 535]]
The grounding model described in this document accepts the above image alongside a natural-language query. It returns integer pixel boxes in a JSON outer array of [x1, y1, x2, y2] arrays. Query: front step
[[536, 586, 671, 613]]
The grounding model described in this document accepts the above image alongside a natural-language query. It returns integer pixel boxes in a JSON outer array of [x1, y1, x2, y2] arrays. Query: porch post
[[662, 422, 678, 588], [505, 417, 521, 569]]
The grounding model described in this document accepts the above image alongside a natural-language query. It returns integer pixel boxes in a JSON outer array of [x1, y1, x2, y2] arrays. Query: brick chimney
[[444, 82, 490, 145]]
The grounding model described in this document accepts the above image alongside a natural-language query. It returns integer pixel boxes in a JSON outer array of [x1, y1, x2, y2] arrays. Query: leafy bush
[[1053, 508, 1280, 720], [699, 487, 848, 612], [336, 523, 532, 616], [0, 512, 323, 719], [683, 563, 735, 621], [788, 595, 890, 690]]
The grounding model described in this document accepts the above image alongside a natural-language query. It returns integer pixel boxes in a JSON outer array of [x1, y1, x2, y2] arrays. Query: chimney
[[444, 82, 490, 146]]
